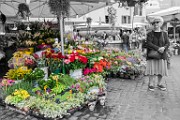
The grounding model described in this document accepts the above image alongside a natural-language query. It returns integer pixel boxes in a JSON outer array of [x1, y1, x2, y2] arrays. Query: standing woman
[[145, 16, 170, 91]]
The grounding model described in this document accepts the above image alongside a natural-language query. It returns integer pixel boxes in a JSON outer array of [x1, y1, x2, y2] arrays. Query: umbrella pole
[[59, 13, 65, 74], [173, 26, 176, 42]]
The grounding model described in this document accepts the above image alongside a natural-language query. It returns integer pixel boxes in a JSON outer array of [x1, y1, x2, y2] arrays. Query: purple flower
[[71, 84, 75, 89], [76, 83, 80, 90]]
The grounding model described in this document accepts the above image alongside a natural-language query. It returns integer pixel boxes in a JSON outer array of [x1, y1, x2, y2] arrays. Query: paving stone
[[88, 117, 98, 120], [73, 111, 83, 117], [81, 114, 90, 119], [79, 118, 86, 120], [98, 114, 107, 119], [10, 118, 21, 120], [68, 116, 78, 120], [17, 114, 25, 119], [30, 118, 39, 120], [93, 113, 99, 117], [97, 118, 105, 120]]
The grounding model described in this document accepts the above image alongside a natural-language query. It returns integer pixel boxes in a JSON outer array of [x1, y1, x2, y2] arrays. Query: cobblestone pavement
[[1, 56, 180, 120]]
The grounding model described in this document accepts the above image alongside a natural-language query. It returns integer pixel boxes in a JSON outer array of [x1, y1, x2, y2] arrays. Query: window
[[122, 16, 131, 24], [105, 15, 109, 23]]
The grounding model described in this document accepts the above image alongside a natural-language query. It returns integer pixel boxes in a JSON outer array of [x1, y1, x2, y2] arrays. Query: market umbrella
[[0, 0, 109, 18]]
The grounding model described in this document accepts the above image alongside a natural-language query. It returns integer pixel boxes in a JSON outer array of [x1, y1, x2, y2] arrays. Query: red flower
[[51, 49, 55, 53], [69, 55, 75, 62], [57, 52, 64, 59], [33, 53, 39, 59], [78, 55, 88, 64]]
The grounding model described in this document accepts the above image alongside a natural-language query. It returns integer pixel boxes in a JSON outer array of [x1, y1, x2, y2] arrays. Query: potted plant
[[64, 52, 88, 79], [17, 3, 31, 19]]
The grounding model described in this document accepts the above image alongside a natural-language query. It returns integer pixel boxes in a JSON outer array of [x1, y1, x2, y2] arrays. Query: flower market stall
[[0, 23, 144, 119]]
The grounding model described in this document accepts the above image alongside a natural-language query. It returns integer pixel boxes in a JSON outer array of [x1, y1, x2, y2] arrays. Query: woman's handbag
[[147, 50, 161, 59]]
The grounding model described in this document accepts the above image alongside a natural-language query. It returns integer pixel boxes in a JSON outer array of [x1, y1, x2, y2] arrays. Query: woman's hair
[[151, 16, 164, 26]]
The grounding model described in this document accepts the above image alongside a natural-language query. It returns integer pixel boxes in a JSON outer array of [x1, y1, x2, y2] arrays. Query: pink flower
[[71, 84, 75, 89], [76, 83, 80, 90], [64, 59, 70, 64]]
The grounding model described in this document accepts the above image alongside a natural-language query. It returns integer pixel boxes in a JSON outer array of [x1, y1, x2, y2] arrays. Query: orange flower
[[93, 62, 103, 72], [99, 59, 107, 67]]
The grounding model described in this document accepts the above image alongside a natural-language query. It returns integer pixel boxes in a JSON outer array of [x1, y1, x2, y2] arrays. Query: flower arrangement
[[5, 66, 32, 80], [8, 51, 34, 69], [64, 51, 88, 71], [42, 48, 64, 73], [24, 55, 36, 68], [5, 89, 30, 104]]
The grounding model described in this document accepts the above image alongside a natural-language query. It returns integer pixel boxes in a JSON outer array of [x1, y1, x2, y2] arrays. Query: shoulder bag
[[147, 50, 161, 59], [147, 32, 164, 59]]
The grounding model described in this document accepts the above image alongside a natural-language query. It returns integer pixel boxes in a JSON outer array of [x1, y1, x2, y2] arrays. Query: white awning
[[147, 7, 180, 22]]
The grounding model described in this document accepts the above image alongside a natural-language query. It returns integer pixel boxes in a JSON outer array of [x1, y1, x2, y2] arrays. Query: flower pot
[[119, 73, 124, 78], [88, 101, 97, 111], [98, 95, 106, 106], [130, 75, 135, 80], [39, 67, 48, 80], [70, 69, 82, 79]]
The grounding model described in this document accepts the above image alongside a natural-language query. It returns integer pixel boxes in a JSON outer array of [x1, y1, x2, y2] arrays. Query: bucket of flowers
[[64, 51, 88, 79]]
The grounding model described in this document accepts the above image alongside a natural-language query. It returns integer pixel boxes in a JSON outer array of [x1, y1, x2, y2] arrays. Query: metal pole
[[59, 13, 65, 73], [59, 14, 64, 56], [173, 26, 176, 42]]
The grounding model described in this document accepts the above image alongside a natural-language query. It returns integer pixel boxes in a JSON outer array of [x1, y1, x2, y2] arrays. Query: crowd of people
[[72, 27, 146, 52]]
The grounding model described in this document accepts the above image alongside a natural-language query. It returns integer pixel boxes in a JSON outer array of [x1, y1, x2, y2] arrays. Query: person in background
[[101, 31, 108, 47], [115, 32, 121, 41], [72, 29, 77, 41], [102, 31, 108, 40], [129, 30, 136, 49], [145, 16, 170, 91], [121, 31, 130, 52]]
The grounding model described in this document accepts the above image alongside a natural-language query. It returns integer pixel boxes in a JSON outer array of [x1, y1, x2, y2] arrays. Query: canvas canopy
[[0, 0, 109, 19], [147, 7, 180, 22]]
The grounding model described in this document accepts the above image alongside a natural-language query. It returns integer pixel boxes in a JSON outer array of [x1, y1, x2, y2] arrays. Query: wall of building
[[75, 3, 147, 27]]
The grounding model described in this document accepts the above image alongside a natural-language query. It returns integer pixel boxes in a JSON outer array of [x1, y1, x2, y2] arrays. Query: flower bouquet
[[64, 51, 88, 71], [24, 55, 36, 68]]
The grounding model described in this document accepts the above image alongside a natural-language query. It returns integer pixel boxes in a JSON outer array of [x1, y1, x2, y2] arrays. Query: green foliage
[[24, 68, 45, 81], [51, 83, 66, 95], [38, 79, 56, 90], [50, 73, 76, 87], [2, 81, 34, 96]]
